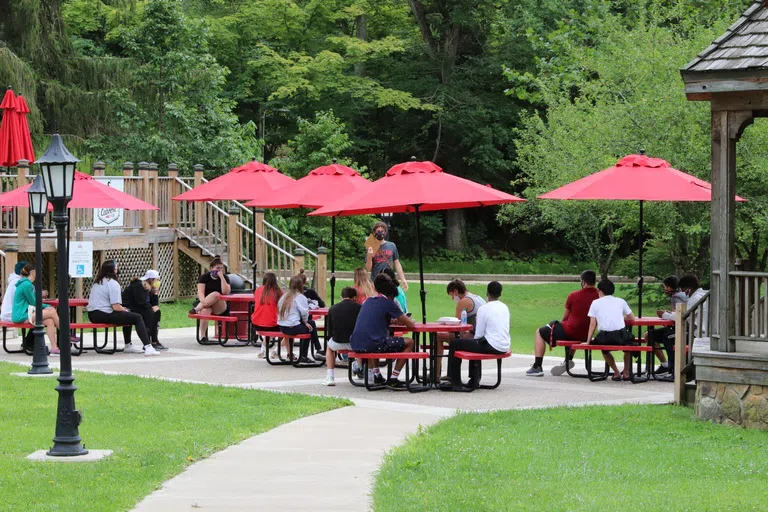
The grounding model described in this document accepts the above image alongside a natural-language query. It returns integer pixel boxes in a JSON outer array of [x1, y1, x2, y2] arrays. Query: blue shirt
[[350, 295, 403, 351]]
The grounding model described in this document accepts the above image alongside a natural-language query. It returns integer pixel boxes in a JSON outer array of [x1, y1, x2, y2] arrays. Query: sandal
[[611, 373, 622, 382]]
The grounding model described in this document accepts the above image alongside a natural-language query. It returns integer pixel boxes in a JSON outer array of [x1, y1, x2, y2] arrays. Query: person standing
[[323, 287, 362, 386], [365, 221, 408, 290], [527, 270, 599, 377]]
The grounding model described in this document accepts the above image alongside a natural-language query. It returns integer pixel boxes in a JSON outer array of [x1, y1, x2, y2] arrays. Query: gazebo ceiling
[[682, 1, 768, 99]]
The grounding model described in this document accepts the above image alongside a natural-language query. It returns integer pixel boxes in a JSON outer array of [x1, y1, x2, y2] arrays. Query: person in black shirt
[[190, 256, 231, 343], [298, 269, 325, 307], [323, 287, 361, 386], [122, 270, 166, 350]]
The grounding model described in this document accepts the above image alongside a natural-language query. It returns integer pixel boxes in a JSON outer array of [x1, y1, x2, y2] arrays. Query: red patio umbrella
[[0, 87, 24, 168], [539, 152, 746, 315], [310, 158, 525, 322], [246, 159, 373, 303], [0, 171, 159, 210], [172, 157, 295, 202], [14, 95, 35, 165]]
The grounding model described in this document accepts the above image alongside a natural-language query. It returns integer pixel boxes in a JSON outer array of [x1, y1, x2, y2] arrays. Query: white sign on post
[[93, 177, 125, 228], [69, 241, 94, 278]]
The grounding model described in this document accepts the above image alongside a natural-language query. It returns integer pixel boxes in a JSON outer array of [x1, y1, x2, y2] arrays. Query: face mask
[[152, 280, 161, 290], [375, 231, 385, 241], [452, 295, 460, 304], [211, 270, 219, 277]]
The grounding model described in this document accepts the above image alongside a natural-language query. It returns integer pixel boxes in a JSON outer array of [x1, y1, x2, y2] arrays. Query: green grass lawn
[[373, 404, 768, 512], [158, 282, 665, 357], [0, 362, 348, 511]]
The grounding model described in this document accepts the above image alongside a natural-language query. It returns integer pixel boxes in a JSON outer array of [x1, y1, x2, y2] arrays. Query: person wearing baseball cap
[[122, 270, 166, 351]]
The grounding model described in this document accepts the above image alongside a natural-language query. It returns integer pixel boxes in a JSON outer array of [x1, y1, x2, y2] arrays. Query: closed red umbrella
[[0, 87, 23, 168], [14, 94, 35, 165], [0, 171, 159, 210], [172, 158, 295, 202], [246, 159, 373, 303], [310, 158, 525, 322], [539, 152, 746, 315]]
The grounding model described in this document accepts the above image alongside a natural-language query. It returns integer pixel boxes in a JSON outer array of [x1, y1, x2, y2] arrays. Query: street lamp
[[36, 133, 87, 456], [27, 174, 52, 376], [380, 212, 393, 236]]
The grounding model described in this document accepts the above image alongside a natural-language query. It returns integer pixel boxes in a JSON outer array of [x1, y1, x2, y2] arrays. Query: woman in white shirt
[[87, 260, 158, 356], [277, 275, 319, 364]]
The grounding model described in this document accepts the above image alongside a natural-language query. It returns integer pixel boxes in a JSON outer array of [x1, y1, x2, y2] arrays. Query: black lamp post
[[37, 133, 88, 456], [27, 174, 52, 375]]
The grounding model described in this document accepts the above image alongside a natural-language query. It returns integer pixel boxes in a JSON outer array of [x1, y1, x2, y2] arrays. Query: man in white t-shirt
[[442, 281, 510, 390], [586, 279, 635, 381]]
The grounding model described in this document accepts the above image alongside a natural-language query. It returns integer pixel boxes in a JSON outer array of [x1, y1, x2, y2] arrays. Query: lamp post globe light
[[27, 174, 52, 375], [35, 133, 88, 456]]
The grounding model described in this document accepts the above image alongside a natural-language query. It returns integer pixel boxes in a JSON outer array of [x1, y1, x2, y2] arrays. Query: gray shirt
[[277, 293, 309, 327], [368, 241, 399, 279], [88, 278, 122, 313]]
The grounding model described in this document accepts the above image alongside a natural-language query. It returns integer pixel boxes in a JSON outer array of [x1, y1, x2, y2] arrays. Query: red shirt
[[561, 287, 599, 341], [251, 287, 281, 327]]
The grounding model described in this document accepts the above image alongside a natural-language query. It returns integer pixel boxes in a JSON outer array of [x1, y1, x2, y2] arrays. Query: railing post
[[674, 302, 687, 405], [316, 247, 327, 304], [253, 208, 266, 272], [227, 206, 242, 276], [194, 164, 204, 235], [16, 160, 29, 239], [149, 162, 159, 229], [138, 162, 150, 233], [122, 161, 134, 177], [93, 161, 106, 177], [292, 248, 305, 277], [168, 163, 179, 230]]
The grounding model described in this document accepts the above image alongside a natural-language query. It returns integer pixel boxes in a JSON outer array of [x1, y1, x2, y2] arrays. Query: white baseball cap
[[141, 270, 160, 280]]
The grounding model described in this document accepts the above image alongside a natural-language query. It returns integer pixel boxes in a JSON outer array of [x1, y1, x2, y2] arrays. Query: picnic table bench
[[349, 351, 429, 393]]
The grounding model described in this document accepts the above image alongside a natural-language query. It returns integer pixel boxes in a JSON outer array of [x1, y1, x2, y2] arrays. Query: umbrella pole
[[638, 200, 644, 319], [252, 208, 257, 288], [330, 216, 336, 306], [415, 206, 427, 324]]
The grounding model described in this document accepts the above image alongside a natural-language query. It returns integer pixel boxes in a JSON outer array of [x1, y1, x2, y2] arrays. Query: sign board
[[93, 177, 124, 228], [69, 241, 94, 278]]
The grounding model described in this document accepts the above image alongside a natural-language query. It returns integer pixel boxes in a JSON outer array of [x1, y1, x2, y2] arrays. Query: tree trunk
[[354, 14, 367, 77], [445, 209, 466, 252]]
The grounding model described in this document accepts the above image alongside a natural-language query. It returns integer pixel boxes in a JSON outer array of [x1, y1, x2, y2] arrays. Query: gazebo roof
[[682, 1, 768, 97]]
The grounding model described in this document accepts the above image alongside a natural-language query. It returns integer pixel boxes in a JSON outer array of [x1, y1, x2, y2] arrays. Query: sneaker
[[257, 351, 266, 359], [313, 352, 326, 362], [297, 357, 313, 364], [144, 344, 160, 356], [386, 378, 406, 391], [70, 335, 81, 343], [526, 365, 544, 377], [188, 308, 197, 315], [341, 353, 349, 362], [124, 343, 144, 354], [152, 342, 168, 351], [49, 349, 60, 357], [373, 373, 386, 385], [550, 360, 575, 376], [199, 336, 209, 344], [655, 365, 670, 375], [352, 362, 362, 379], [322, 375, 336, 386], [269, 349, 279, 360]]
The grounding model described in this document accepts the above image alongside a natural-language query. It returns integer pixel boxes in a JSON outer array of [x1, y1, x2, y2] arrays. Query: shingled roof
[[683, 1, 768, 73]]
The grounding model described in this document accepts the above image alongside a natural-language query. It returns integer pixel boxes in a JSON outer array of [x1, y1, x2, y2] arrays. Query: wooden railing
[[674, 291, 710, 404], [236, 219, 296, 287], [175, 178, 229, 260], [731, 271, 768, 342]]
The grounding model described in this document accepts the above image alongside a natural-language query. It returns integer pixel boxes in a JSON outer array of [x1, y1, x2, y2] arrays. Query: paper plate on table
[[437, 317, 460, 325]]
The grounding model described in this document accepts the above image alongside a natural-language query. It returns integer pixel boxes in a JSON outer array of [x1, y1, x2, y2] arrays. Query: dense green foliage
[[1, 0, 766, 271]]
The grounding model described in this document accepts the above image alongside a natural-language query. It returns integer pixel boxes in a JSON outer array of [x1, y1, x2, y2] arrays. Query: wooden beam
[[168, 164, 179, 229], [227, 207, 241, 275], [172, 239, 180, 300], [674, 302, 687, 405], [316, 247, 327, 304], [16, 161, 29, 240]]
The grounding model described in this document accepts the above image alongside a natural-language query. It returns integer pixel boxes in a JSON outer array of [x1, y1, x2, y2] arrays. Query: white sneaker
[[550, 360, 575, 376], [144, 344, 159, 356], [322, 375, 336, 386], [124, 343, 144, 354], [269, 349, 279, 360], [257, 351, 266, 359]]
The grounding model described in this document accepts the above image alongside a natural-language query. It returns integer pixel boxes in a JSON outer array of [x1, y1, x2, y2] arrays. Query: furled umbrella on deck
[[0, 87, 27, 168], [172, 157, 296, 285], [245, 158, 373, 304], [310, 158, 526, 323], [538, 151, 746, 316], [14, 94, 36, 166]]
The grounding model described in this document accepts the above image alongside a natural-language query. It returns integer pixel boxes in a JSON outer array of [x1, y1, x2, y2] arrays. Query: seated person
[[352, 267, 375, 305], [190, 256, 231, 343], [122, 270, 166, 351], [277, 275, 321, 364], [1, 260, 26, 322], [12, 263, 60, 355], [297, 269, 325, 308], [442, 281, 510, 390], [251, 272, 286, 359], [88, 260, 158, 356], [323, 287, 362, 386], [383, 267, 408, 314], [436, 279, 486, 379], [649, 275, 688, 374], [527, 270, 598, 377], [350, 274, 416, 390], [585, 279, 635, 381]]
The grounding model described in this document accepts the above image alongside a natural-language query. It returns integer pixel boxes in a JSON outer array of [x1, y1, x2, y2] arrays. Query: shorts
[[538, 321, 569, 346], [328, 338, 351, 352], [356, 337, 406, 354]]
